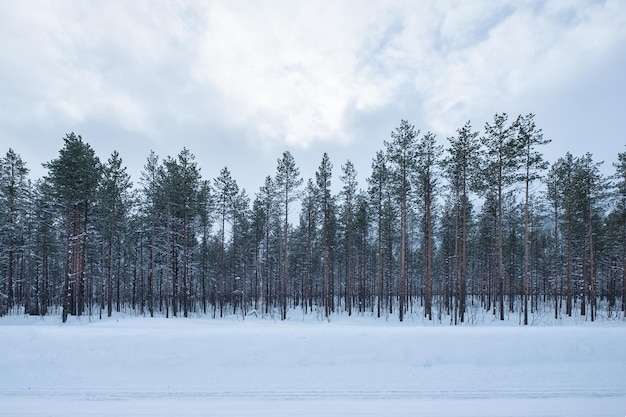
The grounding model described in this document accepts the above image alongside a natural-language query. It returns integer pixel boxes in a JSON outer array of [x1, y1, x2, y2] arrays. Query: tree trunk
[[283, 189, 289, 320], [566, 224, 573, 317], [553, 204, 559, 320], [460, 192, 468, 323], [148, 226, 155, 317], [498, 181, 505, 321], [376, 196, 383, 318], [7, 249, 13, 312], [107, 231, 114, 317], [424, 189, 433, 321], [399, 193, 407, 322], [588, 210, 596, 322], [523, 172, 530, 325]]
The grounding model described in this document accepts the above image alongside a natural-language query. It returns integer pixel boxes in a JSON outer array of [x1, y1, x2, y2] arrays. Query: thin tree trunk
[[148, 226, 155, 317], [498, 181, 505, 321], [399, 194, 407, 322], [424, 188, 432, 321], [183, 218, 189, 318], [553, 204, 559, 320], [460, 192, 468, 323], [589, 210, 596, 322], [523, 171, 531, 325], [107, 231, 114, 317], [566, 224, 573, 317], [622, 251, 626, 314], [376, 195, 383, 318], [283, 188, 289, 320]]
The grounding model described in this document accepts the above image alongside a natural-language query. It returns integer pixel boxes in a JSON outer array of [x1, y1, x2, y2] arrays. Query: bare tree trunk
[[566, 225, 573, 317], [399, 195, 407, 322], [264, 222, 270, 316], [306, 220, 313, 313], [498, 182, 505, 321], [63, 205, 80, 322], [148, 227, 155, 317], [376, 198, 383, 318], [183, 218, 189, 318], [622, 252, 626, 314], [323, 221, 331, 318], [282, 190, 289, 320], [107, 231, 114, 317], [553, 205, 559, 320], [454, 190, 469, 323], [424, 189, 433, 321], [589, 211, 596, 322], [523, 172, 531, 325], [165, 214, 171, 319], [7, 249, 13, 312], [581, 241, 587, 317], [81, 202, 89, 316], [346, 230, 353, 316], [219, 211, 225, 318]]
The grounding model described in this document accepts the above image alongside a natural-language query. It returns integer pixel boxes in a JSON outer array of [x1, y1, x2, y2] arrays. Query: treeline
[[0, 113, 624, 323]]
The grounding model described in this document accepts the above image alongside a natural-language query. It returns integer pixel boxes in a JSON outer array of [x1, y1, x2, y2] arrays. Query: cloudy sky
[[1, 1, 625, 193]]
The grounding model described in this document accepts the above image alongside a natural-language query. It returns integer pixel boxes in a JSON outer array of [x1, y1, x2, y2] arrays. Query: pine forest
[[1, 113, 625, 324]]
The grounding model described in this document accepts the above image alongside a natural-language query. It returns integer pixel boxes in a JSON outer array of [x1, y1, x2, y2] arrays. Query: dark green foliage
[[2, 118, 624, 322], [0, 149, 31, 315], [316, 152, 334, 318], [44, 133, 101, 322], [44, 133, 101, 207]]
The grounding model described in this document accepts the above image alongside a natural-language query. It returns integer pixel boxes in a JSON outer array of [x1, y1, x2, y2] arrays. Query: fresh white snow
[[1, 312, 625, 417]]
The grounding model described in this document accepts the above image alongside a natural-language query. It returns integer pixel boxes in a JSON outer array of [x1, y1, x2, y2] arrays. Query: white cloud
[[417, 0, 626, 136], [0, 2, 207, 136], [0, 0, 625, 180], [194, 1, 412, 148]]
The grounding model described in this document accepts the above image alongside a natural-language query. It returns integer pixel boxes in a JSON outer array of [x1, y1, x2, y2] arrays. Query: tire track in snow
[[2, 386, 625, 401]]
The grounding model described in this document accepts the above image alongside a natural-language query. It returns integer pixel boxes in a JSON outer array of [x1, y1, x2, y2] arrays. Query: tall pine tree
[[44, 133, 101, 322], [385, 120, 419, 321]]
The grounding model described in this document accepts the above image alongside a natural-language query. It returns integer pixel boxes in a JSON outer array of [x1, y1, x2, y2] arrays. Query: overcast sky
[[1, 1, 625, 194]]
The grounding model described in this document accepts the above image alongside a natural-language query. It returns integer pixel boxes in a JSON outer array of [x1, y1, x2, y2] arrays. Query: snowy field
[[1, 312, 625, 417]]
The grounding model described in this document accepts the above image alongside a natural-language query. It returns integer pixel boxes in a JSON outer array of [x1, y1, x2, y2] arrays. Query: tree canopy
[[1, 119, 624, 324]]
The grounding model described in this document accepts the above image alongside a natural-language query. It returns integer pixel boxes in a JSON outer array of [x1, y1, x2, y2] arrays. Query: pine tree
[[231, 189, 250, 317], [316, 153, 334, 317], [98, 151, 132, 317], [30, 179, 60, 316], [275, 151, 303, 319], [556, 153, 579, 317], [574, 154, 608, 321], [160, 149, 203, 317], [515, 114, 550, 324], [0, 149, 30, 315], [474, 191, 499, 314], [368, 150, 390, 318], [298, 178, 319, 313], [613, 148, 626, 313], [340, 160, 358, 316], [550, 153, 607, 318], [44, 133, 101, 322], [197, 180, 212, 315], [214, 167, 239, 317], [353, 192, 370, 313], [545, 159, 565, 319], [254, 176, 279, 316], [416, 132, 443, 321], [385, 120, 419, 321], [481, 114, 523, 320], [443, 122, 481, 323], [138, 151, 164, 317]]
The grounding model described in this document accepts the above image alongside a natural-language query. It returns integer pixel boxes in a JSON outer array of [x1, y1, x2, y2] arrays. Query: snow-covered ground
[[1, 312, 625, 417]]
